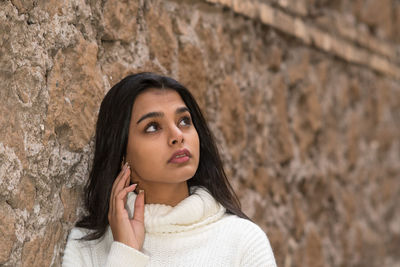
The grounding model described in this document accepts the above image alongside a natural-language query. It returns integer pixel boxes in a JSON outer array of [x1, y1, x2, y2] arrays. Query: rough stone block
[[178, 42, 207, 110], [45, 34, 104, 151], [271, 74, 293, 163], [0, 203, 16, 264], [274, 9, 295, 36], [21, 222, 62, 267], [357, 0, 393, 39], [145, 2, 177, 72], [60, 185, 81, 223], [218, 77, 246, 162], [102, 0, 139, 42], [9, 176, 36, 212], [305, 226, 324, 267], [259, 3, 274, 25]]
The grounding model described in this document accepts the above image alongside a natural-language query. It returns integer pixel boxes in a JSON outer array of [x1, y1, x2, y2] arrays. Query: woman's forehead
[[131, 89, 187, 117]]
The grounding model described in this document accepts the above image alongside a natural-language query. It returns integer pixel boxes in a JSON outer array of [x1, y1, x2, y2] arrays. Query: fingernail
[[123, 162, 128, 172], [139, 189, 144, 195]]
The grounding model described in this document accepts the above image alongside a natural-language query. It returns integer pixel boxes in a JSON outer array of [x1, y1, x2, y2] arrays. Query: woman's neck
[[137, 182, 189, 206]]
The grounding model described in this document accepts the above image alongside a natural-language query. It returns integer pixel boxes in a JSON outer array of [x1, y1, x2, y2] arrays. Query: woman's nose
[[168, 125, 184, 146]]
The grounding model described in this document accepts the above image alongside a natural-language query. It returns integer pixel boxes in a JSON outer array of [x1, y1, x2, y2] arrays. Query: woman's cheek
[[135, 143, 164, 177]]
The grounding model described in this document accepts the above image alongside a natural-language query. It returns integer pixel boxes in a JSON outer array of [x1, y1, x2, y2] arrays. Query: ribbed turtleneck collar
[[125, 186, 226, 234]]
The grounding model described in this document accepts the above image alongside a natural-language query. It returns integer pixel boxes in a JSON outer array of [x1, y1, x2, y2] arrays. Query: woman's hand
[[108, 163, 145, 251]]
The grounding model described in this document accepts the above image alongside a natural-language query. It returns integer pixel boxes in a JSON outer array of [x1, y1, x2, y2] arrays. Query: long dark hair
[[76, 72, 250, 240]]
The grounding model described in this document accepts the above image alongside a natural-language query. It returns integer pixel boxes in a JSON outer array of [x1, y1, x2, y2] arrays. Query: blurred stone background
[[1, 0, 400, 266]]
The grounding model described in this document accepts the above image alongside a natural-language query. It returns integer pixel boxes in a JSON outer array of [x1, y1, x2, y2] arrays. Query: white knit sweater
[[62, 186, 277, 267]]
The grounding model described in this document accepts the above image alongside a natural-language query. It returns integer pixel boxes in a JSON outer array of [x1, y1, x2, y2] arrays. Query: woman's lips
[[168, 148, 191, 163], [169, 155, 190, 163]]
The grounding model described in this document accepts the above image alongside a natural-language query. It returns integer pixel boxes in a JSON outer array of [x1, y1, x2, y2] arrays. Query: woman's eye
[[145, 123, 159, 133], [179, 116, 192, 126]]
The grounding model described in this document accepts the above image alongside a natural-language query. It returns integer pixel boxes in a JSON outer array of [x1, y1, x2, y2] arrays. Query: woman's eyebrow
[[136, 106, 190, 124], [136, 111, 163, 124], [176, 106, 190, 114]]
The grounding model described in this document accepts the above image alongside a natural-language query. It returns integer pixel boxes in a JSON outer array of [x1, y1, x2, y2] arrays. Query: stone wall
[[1, 0, 399, 266]]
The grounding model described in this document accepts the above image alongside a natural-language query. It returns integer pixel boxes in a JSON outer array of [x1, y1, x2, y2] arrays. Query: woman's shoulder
[[64, 227, 94, 251], [63, 226, 114, 261], [220, 214, 269, 236], [68, 227, 91, 238], [65, 227, 110, 249], [220, 215, 277, 266]]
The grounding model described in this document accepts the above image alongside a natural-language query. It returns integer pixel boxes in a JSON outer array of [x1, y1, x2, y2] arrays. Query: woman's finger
[[113, 168, 132, 212], [112, 164, 129, 205], [115, 165, 130, 192], [115, 167, 131, 204], [112, 163, 128, 195], [124, 168, 130, 187], [133, 190, 145, 224], [123, 169, 131, 203], [115, 183, 137, 212], [111, 163, 127, 198], [109, 163, 128, 214]]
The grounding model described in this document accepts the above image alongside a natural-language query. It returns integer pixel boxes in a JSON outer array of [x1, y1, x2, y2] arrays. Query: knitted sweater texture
[[62, 187, 277, 267]]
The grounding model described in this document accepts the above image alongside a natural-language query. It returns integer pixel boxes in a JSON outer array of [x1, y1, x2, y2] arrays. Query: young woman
[[62, 72, 276, 266]]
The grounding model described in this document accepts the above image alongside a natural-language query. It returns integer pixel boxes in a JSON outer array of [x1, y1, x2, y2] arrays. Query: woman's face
[[126, 88, 200, 187]]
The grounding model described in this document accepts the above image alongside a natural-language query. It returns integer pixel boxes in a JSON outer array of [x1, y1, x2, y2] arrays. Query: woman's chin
[[141, 170, 196, 185]]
